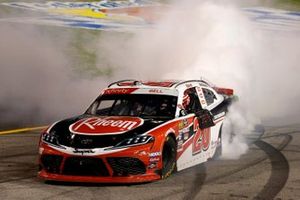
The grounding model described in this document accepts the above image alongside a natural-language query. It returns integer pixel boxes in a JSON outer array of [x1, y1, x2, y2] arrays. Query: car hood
[[48, 115, 166, 148], [69, 116, 144, 135]]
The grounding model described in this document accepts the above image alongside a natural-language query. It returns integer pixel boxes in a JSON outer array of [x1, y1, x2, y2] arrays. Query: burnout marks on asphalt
[[1, 126, 300, 199], [254, 138, 290, 200]]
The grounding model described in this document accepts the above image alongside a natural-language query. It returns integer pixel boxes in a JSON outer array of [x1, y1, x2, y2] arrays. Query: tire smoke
[[0, 24, 109, 127], [95, 0, 300, 158], [1, 0, 300, 159]]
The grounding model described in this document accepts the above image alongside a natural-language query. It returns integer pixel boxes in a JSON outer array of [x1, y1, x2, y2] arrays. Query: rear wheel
[[161, 135, 177, 179], [213, 135, 222, 159], [212, 125, 223, 160]]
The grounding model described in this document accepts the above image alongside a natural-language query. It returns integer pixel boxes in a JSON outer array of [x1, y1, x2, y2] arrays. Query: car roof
[[103, 79, 217, 97], [103, 79, 233, 99], [107, 79, 213, 89]]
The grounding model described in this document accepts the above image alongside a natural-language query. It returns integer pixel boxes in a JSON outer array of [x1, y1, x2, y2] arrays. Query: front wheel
[[161, 135, 177, 179]]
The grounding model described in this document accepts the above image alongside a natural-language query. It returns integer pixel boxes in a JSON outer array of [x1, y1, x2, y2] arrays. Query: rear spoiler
[[213, 87, 234, 96]]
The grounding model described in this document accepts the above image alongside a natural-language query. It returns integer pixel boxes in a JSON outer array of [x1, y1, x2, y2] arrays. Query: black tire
[[212, 125, 223, 160], [161, 135, 177, 179]]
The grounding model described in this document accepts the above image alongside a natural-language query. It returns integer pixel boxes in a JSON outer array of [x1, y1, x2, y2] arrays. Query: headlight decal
[[42, 132, 65, 149], [107, 135, 154, 150]]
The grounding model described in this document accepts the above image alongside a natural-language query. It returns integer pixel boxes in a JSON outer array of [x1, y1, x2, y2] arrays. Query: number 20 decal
[[192, 117, 210, 155]]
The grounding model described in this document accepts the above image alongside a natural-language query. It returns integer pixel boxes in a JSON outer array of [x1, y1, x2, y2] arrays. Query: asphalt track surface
[[1, 124, 300, 200], [1, 2, 300, 200]]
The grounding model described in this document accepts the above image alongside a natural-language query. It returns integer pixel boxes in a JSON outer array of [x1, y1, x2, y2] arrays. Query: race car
[[38, 79, 235, 183]]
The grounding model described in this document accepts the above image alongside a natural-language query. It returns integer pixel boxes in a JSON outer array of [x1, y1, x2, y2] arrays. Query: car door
[[176, 86, 212, 170]]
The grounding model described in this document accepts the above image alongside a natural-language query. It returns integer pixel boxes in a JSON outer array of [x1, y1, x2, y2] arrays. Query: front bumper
[[38, 143, 161, 183], [38, 171, 160, 183]]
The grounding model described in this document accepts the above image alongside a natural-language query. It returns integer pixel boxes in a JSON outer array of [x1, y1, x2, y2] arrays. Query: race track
[[1, 1, 300, 199], [1, 124, 300, 200]]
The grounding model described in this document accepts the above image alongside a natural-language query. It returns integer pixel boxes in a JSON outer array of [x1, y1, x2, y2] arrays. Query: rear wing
[[213, 87, 234, 96]]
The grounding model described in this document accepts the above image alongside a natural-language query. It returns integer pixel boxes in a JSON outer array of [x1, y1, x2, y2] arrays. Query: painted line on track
[[0, 126, 47, 135]]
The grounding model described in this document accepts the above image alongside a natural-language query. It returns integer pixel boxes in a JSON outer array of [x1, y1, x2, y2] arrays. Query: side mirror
[[195, 109, 215, 129]]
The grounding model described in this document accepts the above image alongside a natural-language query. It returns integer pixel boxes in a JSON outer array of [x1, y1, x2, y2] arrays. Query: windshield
[[86, 94, 177, 119]]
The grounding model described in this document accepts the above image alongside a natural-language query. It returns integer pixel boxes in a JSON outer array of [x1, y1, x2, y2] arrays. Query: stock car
[[38, 79, 235, 183]]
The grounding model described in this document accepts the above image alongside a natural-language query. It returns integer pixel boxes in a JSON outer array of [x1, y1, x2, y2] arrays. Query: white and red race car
[[38, 79, 235, 183]]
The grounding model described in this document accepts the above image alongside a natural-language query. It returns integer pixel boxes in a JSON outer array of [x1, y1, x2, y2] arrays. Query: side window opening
[[203, 88, 216, 106], [182, 87, 202, 113]]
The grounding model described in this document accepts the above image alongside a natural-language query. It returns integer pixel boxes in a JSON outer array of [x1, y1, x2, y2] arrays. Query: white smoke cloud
[[1, 0, 300, 158], [0, 24, 110, 126], [221, 102, 259, 159], [95, 0, 300, 158], [94, 1, 258, 159]]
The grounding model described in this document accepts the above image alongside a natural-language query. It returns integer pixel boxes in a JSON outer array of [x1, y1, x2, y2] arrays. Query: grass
[[68, 30, 113, 78], [273, 0, 300, 11]]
